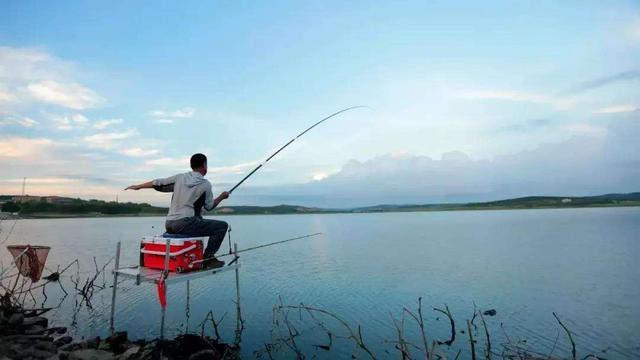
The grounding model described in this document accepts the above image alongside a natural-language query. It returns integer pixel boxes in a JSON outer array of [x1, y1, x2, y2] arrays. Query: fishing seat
[[162, 233, 195, 239]]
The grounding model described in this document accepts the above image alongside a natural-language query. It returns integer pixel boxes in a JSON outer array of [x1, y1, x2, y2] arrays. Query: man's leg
[[201, 219, 229, 258], [169, 217, 228, 257]]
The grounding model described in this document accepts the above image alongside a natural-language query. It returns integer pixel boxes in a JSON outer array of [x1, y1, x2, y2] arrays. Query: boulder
[[7, 313, 24, 326], [69, 349, 115, 360], [22, 316, 49, 328], [24, 325, 47, 335], [54, 336, 74, 347], [188, 349, 220, 360], [117, 346, 140, 360]]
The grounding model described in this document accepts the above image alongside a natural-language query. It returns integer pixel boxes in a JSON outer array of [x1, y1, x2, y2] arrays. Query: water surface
[[2, 207, 639, 358]]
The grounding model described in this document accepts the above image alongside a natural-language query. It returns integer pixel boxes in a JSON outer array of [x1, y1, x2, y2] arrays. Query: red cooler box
[[140, 236, 206, 273]]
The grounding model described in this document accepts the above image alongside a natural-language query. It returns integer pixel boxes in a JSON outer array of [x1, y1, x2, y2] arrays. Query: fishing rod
[[228, 106, 368, 194], [193, 232, 322, 265]]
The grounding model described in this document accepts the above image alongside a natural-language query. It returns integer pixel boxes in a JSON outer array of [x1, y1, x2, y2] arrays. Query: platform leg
[[160, 288, 167, 340], [109, 241, 121, 335], [185, 280, 190, 333], [160, 240, 171, 341], [234, 243, 242, 343]]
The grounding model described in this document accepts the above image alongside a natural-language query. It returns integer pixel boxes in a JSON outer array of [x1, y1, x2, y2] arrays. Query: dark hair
[[190, 153, 207, 169]]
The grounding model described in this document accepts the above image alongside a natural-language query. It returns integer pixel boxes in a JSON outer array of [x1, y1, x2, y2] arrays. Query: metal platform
[[109, 240, 242, 339], [114, 263, 240, 285]]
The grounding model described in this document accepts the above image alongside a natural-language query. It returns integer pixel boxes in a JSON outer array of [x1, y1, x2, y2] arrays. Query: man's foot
[[203, 257, 225, 269]]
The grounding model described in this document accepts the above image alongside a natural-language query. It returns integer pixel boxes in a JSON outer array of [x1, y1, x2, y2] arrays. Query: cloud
[[497, 118, 552, 133], [26, 80, 103, 110], [0, 137, 54, 158], [119, 147, 160, 157], [458, 90, 550, 104], [563, 70, 640, 94], [151, 107, 195, 123], [208, 161, 258, 175], [51, 113, 90, 130], [93, 118, 123, 130], [0, 117, 38, 128], [593, 105, 638, 114], [84, 129, 137, 149], [456, 90, 574, 109], [144, 156, 190, 169], [233, 116, 639, 207], [0, 47, 103, 111]]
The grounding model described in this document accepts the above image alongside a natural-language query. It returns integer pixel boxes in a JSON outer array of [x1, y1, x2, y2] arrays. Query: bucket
[[6, 245, 50, 282]]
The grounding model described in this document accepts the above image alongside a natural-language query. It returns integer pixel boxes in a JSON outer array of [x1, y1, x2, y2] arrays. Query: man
[[125, 153, 230, 268]]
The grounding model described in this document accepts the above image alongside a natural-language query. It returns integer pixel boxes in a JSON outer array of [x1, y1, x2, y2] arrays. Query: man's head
[[190, 153, 208, 175]]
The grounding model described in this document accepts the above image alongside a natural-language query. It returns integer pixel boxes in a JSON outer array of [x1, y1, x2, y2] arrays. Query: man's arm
[[125, 174, 179, 191], [203, 185, 230, 211], [124, 181, 154, 191]]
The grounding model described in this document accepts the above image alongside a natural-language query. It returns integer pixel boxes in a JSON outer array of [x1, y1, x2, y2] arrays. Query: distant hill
[[1, 192, 638, 218], [352, 192, 640, 212]]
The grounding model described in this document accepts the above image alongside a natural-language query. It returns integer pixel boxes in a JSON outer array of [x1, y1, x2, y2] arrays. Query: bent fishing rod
[[227, 105, 368, 194]]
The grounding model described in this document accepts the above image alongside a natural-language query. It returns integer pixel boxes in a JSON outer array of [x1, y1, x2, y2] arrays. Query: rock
[[22, 316, 49, 328], [69, 349, 115, 360], [24, 325, 47, 335], [7, 313, 24, 326], [188, 349, 220, 360], [117, 346, 140, 360], [82, 337, 101, 349], [482, 309, 497, 316], [59, 342, 82, 352], [106, 331, 128, 353], [35, 340, 59, 353], [55, 336, 74, 347]]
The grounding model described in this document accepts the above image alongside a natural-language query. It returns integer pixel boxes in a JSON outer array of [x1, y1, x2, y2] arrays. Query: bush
[[1, 201, 21, 213]]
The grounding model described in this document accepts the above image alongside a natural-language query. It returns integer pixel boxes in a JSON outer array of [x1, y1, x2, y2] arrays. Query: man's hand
[[218, 191, 230, 200], [125, 185, 141, 191]]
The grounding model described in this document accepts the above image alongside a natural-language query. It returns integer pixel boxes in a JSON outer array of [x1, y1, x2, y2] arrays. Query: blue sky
[[1, 1, 639, 206]]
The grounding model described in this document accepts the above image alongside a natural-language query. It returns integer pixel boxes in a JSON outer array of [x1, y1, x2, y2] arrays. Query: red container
[[140, 236, 205, 273]]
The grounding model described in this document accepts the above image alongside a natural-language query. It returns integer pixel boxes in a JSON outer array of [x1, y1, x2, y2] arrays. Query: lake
[[2, 207, 639, 359]]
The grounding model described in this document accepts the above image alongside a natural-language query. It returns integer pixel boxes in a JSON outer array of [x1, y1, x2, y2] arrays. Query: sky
[[0, 0, 639, 207]]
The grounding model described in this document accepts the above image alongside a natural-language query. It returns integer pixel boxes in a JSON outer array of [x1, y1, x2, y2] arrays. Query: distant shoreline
[[2, 192, 638, 219], [8, 202, 639, 219]]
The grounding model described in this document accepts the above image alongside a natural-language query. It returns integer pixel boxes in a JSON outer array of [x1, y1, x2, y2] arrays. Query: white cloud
[[84, 129, 137, 149], [151, 107, 195, 123], [594, 105, 638, 114], [456, 89, 576, 109], [93, 118, 123, 130], [26, 80, 103, 110], [120, 147, 160, 157], [0, 90, 19, 104], [208, 161, 258, 175], [145, 156, 190, 168], [0, 117, 38, 128], [0, 137, 54, 158], [51, 113, 90, 130], [0, 47, 103, 111]]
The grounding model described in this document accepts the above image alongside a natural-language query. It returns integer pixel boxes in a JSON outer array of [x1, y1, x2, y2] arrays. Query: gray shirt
[[153, 171, 215, 221]]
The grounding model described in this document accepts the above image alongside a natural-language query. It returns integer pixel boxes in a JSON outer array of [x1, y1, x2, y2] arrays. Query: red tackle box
[[140, 236, 206, 273]]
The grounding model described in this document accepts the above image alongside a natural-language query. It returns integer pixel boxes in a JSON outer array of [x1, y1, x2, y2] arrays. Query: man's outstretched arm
[[126, 174, 179, 191], [124, 181, 154, 190]]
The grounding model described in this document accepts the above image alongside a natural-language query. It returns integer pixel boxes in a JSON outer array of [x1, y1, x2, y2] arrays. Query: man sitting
[[125, 153, 229, 268]]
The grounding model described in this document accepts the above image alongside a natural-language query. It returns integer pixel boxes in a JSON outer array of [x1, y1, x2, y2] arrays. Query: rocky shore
[[0, 308, 238, 360]]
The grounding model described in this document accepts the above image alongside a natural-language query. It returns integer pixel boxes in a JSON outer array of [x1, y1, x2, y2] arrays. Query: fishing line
[[195, 232, 322, 264]]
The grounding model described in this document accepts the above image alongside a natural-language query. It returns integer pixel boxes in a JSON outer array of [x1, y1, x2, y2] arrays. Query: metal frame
[[109, 239, 241, 340]]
